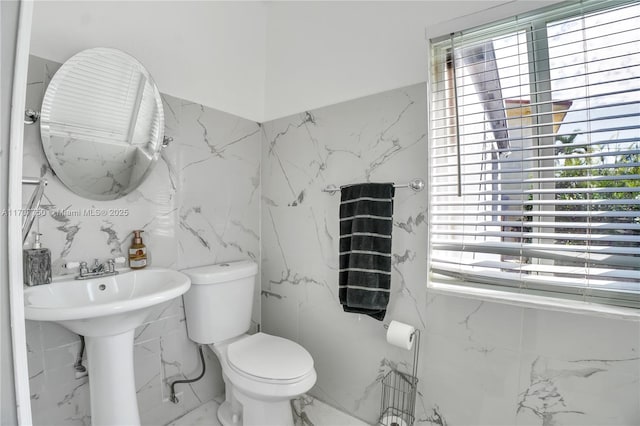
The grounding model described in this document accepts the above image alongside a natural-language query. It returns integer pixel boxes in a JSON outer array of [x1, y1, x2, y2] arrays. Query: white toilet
[[181, 260, 317, 426]]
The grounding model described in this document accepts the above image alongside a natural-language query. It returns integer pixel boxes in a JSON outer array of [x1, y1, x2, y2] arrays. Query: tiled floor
[[167, 394, 369, 426], [292, 395, 370, 426], [166, 400, 221, 426]]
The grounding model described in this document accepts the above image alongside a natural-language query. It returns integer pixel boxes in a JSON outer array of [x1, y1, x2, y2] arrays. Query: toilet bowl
[[181, 261, 317, 426], [212, 333, 317, 425]]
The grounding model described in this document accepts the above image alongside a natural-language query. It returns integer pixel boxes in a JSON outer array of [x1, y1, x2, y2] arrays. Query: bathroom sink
[[23, 267, 191, 426], [24, 267, 191, 336]]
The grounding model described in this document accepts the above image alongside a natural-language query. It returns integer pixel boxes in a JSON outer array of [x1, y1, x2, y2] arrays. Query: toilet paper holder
[[383, 322, 417, 344], [379, 322, 420, 426]]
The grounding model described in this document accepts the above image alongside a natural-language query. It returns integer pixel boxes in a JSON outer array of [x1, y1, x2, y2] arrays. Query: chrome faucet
[[66, 257, 125, 280], [91, 259, 104, 273]]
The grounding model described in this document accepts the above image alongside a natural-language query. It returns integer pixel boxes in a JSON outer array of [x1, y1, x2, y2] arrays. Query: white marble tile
[[169, 396, 369, 426], [520, 307, 640, 361], [173, 98, 261, 333], [166, 400, 221, 426], [134, 341, 163, 416], [261, 204, 333, 310], [299, 302, 418, 423], [26, 321, 44, 378], [134, 314, 183, 343], [261, 290, 301, 343], [419, 331, 521, 426], [140, 397, 196, 426], [32, 366, 91, 426], [261, 83, 429, 424], [186, 348, 223, 406], [516, 353, 640, 426], [176, 100, 261, 270], [424, 293, 524, 353], [144, 297, 184, 326], [262, 85, 428, 209], [42, 340, 82, 371], [28, 367, 45, 417], [293, 395, 370, 426], [39, 322, 80, 350], [134, 338, 161, 359], [158, 331, 223, 407]]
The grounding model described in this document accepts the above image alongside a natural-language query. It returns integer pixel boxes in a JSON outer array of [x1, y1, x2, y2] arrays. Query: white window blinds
[[429, 0, 640, 308]]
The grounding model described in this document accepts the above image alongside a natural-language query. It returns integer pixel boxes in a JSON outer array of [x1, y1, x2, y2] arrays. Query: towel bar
[[322, 178, 425, 195]]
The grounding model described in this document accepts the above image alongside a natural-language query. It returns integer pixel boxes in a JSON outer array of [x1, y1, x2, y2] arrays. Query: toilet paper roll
[[386, 320, 415, 351], [380, 414, 408, 426]]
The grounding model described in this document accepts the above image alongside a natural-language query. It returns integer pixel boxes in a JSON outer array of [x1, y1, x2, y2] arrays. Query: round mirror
[[40, 48, 165, 200]]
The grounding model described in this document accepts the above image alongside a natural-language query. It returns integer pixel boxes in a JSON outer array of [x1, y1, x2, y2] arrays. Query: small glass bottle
[[128, 230, 148, 269], [23, 232, 52, 286]]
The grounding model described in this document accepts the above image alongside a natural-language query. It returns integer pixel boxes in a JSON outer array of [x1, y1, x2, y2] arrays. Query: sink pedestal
[[85, 330, 140, 426]]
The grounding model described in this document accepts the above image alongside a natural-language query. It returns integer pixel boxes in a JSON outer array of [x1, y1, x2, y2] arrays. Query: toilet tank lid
[[181, 260, 257, 284]]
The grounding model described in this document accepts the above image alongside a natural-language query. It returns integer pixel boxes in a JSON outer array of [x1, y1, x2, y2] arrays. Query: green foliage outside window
[[555, 131, 640, 252]]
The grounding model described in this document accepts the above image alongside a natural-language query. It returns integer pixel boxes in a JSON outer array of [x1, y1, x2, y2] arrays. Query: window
[[429, 0, 640, 308]]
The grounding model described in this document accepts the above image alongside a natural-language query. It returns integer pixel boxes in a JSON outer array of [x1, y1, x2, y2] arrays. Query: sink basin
[[24, 267, 191, 336], [24, 267, 191, 426]]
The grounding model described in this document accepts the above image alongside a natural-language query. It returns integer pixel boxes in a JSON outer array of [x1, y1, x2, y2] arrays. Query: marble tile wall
[[261, 83, 640, 426], [22, 53, 640, 426], [24, 55, 261, 425]]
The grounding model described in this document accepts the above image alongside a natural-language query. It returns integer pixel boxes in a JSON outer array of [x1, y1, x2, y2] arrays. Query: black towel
[[339, 183, 395, 321]]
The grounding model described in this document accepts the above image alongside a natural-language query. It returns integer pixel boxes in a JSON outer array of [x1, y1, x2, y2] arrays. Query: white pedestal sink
[[24, 267, 191, 426]]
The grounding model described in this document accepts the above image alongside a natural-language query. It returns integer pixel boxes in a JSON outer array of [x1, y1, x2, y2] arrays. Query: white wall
[[31, 1, 564, 123], [263, 0, 563, 120], [30, 1, 267, 122]]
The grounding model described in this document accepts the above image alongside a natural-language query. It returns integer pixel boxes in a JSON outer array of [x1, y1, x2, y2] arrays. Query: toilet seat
[[227, 333, 314, 384]]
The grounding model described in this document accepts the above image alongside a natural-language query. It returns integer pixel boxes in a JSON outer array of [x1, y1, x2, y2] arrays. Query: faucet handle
[[79, 261, 89, 276], [65, 261, 80, 269], [106, 258, 116, 272], [105, 257, 126, 273]]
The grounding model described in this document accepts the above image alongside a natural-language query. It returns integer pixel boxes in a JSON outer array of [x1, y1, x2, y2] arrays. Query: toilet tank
[[181, 260, 258, 344]]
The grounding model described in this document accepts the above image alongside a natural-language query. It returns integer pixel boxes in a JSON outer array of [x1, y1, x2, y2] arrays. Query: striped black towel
[[339, 183, 395, 321]]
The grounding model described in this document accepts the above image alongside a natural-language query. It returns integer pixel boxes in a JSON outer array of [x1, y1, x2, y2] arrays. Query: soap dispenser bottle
[[23, 232, 52, 286], [128, 230, 148, 269]]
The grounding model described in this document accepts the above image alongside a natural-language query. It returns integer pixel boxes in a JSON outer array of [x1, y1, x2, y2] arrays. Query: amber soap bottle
[[129, 230, 148, 269]]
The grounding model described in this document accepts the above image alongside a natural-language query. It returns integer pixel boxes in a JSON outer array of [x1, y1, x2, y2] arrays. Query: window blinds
[[429, 0, 640, 307]]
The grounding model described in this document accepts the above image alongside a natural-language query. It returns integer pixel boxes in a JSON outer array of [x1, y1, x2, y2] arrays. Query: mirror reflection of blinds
[[132, 80, 162, 154], [429, 0, 640, 307], [46, 52, 159, 147]]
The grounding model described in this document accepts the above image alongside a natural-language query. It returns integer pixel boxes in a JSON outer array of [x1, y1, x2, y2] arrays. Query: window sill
[[427, 279, 640, 321]]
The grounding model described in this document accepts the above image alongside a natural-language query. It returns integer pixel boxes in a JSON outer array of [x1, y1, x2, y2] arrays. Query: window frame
[[426, 0, 640, 313]]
